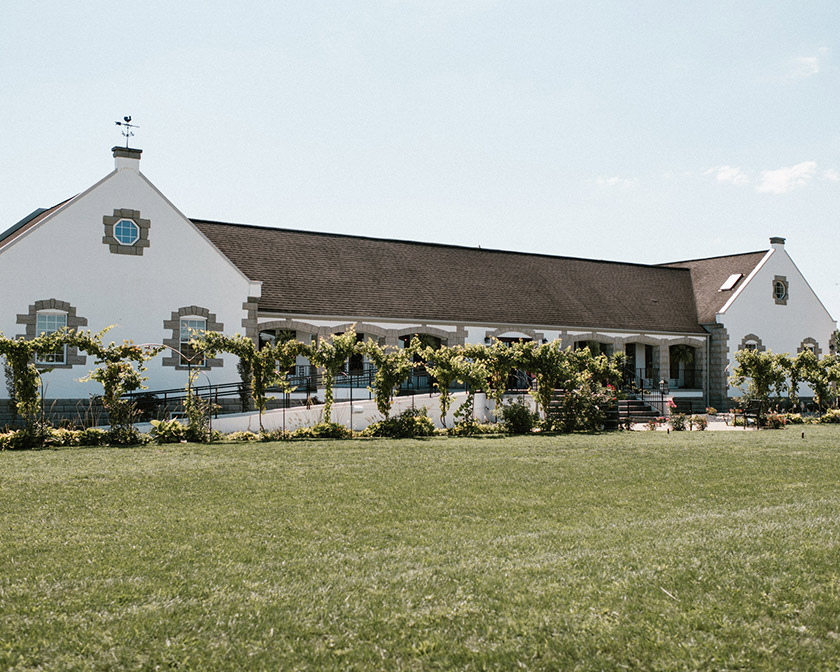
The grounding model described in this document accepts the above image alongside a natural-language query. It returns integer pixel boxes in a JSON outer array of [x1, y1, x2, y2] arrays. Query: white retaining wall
[[134, 392, 542, 435]]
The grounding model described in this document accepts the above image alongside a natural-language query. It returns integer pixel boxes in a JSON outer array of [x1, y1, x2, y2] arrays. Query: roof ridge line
[[191, 218, 693, 271], [661, 250, 767, 265]]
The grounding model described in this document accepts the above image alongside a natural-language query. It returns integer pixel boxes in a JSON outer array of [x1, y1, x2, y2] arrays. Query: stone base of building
[[0, 396, 310, 430]]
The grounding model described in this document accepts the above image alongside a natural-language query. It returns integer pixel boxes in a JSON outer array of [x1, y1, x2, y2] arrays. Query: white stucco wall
[[719, 242, 836, 399], [0, 155, 257, 399]]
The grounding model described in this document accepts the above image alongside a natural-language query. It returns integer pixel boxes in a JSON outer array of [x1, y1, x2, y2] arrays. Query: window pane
[[180, 318, 206, 366], [35, 312, 67, 364], [114, 219, 139, 245]]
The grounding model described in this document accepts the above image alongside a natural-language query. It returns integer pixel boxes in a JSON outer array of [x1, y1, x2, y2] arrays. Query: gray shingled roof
[[194, 220, 706, 334], [0, 199, 72, 250], [661, 251, 767, 323]]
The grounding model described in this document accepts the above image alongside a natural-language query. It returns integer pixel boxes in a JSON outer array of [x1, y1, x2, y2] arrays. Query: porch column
[[659, 345, 670, 389]]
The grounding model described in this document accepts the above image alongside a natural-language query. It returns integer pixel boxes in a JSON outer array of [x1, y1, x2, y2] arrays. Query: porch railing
[[125, 364, 538, 421], [623, 367, 704, 391]]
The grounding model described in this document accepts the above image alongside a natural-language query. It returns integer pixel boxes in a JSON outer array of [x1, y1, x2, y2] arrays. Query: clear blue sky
[[2, 1, 839, 320]]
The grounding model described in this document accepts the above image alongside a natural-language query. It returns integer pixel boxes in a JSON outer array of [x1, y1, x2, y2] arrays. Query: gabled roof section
[[661, 250, 768, 323], [0, 198, 74, 250], [194, 220, 704, 333]]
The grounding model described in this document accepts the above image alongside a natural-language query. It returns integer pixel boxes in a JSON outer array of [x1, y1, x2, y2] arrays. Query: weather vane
[[114, 116, 139, 148]]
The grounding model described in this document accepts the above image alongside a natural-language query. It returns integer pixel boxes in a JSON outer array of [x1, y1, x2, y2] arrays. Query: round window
[[773, 280, 786, 300], [114, 218, 140, 245]]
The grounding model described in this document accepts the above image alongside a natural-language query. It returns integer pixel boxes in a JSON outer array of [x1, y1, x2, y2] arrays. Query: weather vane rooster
[[114, 116, 139, 148]]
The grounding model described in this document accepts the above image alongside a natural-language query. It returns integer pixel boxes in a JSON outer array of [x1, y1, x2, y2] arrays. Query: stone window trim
[[738, 334, 766, 352], [15, 299, 88, 369], [103, 208, 151, 256], [797, 337, 821, 358], [773, 275, 789, 305], [162, 306, 224, 370], [242, 298, 260, 343]]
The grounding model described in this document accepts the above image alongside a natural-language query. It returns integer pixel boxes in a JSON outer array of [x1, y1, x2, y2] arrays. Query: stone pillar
[[241, 297, 259, 343], [693, 341, 707, 406], [706, 324, 730, 410]]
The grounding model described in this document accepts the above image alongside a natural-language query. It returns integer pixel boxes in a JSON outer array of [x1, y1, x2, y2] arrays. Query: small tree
[[464, 339, 519, 413], [304, 328, 360, 424], [513, 340, 572, 420], [552, 348, 624, 433], [194, 332, 301, 431], [69, 329, 162, 444], [0, 330, 71, 442], [799, 352, 840, 413], [361, 339, 413, 420], [730, 348, 787, 409], [236, 356, 254, 413], [450, 356, 490, 427], [413, 341, 489, 427]]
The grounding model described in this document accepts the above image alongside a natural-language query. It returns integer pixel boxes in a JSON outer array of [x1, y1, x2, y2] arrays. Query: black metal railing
[[123, 381, 247, 421], [126, 363, 539, 421], [623, 366, 704, 391], [671, 368, 703, 390], [622, 367, 662, 391]]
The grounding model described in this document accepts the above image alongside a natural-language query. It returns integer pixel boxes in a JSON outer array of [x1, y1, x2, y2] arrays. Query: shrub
[[819, 409, 840, 424], [107, 425, 146, 446], [361, 408, 435, 438], [782, 412, 806, 425], [645, 419, 658, 431], [77, 427, 109, 446], [668, 413, 688, 431], [0, 431, 24, 450], [259, 429, 289, 442], [500, 398, 539, 434], [44, 428, 82, 447], [706, 407, 717, 415], [689, 415, 707, 431], [227, 431, 260, 442], [150, 418, 188, 444], [545, 384, 611, 433], [182, 391, 216, 443], [1, 426, 113, 449], [765, 412, 787, 429], [447, 421, 498, 436], [292, 422, 352, 439]]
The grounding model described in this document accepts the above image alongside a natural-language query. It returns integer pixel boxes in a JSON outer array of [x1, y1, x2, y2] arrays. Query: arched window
[[738, 334, 765, 353], [574, 340, 613, 356], [179, 316, 207, 366], [16, 299, 87, 369], [35, 310, 68, 364], [162, 307, 224, 370], [798, 337, 821, 357]]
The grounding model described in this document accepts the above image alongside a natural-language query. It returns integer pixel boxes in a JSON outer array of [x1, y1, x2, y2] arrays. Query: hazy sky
[[2, 1, 839, 319]]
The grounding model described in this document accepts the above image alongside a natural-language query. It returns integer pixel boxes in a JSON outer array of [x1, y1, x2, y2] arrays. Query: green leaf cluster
[[731, 348, 840, 412], [361, 339, 413, 419]]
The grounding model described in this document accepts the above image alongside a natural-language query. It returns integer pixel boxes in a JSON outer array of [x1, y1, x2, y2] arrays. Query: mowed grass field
[[2, 428, 840, 671]]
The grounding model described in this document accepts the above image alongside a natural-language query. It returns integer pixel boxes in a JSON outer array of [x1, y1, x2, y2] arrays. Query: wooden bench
[[736, 400, 763, 429]]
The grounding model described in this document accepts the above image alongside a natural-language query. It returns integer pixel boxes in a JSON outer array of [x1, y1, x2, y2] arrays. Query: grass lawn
[[2, 428, 840, 670]]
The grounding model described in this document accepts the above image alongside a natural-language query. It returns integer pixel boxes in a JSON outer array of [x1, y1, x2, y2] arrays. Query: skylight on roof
[[720, 273, 743, 291]]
